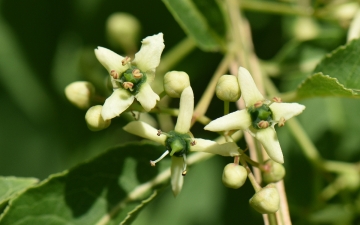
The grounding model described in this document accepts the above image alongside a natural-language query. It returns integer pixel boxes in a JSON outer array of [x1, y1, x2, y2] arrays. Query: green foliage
[[0, 177, 38, 213], [296, 39, 360, 99], [297, 73, 354, 99], [1, 0, 360, 224], [162, 0, 226, 51], [0, 143, 167, 225]]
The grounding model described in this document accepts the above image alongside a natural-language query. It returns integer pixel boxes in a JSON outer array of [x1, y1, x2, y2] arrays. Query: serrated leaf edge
[[296, 72, 358, 98]]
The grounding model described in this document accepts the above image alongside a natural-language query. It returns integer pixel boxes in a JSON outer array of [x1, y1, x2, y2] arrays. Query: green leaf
[[0, 142, 169, 225], [296, 73, 355, 99], [296, 39, 360, 99], [0, 177, 38, 214], [162, 0, 226, 52]]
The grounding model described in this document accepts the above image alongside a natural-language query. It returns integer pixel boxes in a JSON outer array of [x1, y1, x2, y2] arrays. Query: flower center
[[165, 131, 191, 157], [248, 103, 273, 129], [119, 66, 147, 94]]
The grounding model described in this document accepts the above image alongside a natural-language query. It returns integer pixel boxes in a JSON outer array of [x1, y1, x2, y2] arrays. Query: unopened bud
[[106, 12, 141, 52], [333, 2, 359, 22], [293, 17, 319, 41], [222, 163, 247, 189], [216, 75, 241, 102], [65, 81, 95, 109], [163, 71, 190, 98], [262, 159, 286, 183], [85, 105, 111, 131], [249, 184, 280, 214]]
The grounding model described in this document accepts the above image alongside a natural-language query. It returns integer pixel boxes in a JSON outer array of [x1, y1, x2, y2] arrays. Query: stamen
[[123, 82, 134, 91], [150, 150, 169, 166], [110, 70, 119, 79], [121, 56, 131, 66], [278, 117, 286, 127], [182, 154, 187, 176], [257, 120, 269, 129], [156, 130, 171, 137], [132, 69, 143, 78], [272, 97, 282, 103], [190, 140, 196, 146], [254, 100, 263, 108]]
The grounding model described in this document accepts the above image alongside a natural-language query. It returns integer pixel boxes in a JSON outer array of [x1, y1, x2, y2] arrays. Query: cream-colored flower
[[204, 67, 305, 164], [124, 86, 239, 196], [95, 33, 164, 120]]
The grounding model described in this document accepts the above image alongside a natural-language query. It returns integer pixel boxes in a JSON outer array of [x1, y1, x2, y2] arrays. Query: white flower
[[123, 86, 239, 196], [95, 33, 165, 120], [204, 67, 305, 164]]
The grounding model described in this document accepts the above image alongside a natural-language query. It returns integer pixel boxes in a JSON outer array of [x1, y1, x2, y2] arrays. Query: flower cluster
[[124, 86, 239, 196], [65, 33, 305, 200]]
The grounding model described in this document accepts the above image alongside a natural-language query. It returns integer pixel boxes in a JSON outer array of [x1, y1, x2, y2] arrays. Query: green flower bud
[[106, 12, 141, 52], [65, 81, 95, 109], [216, 75, 241, 102], [85, 105, 111, 131], [249, 184, 280, 214], [163, 71, 190, 98], [222, 163, 247, 189], [262, 159, 286, 183]]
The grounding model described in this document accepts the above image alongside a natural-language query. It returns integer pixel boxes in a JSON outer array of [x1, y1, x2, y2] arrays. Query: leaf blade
[[0, 142, 169, 225], [162, 0, 226, 51]]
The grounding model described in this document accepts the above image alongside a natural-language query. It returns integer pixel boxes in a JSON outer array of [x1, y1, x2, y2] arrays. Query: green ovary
[[165, 131, 191, 157], [248, 104, 273, 129], [120, 66, 147, 94]]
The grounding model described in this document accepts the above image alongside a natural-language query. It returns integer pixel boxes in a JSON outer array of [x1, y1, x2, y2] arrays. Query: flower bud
[[163, 71, 190, 98], [262, 159, 286, 183], [106, 12, 141, 52], [216, 75, 241, 102], [85, 105, 111, 131], [65, 81, 95, 109], [249, 184, 280, 214], [333, 2, 359, 22], [293, 17, 319, 41], [222, 163, 247, 189]]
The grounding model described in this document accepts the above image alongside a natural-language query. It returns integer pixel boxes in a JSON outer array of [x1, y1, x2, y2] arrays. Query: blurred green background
[[1, 0, 360, 224]]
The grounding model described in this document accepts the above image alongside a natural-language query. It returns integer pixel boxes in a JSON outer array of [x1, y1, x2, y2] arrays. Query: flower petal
[[190, 138, 240, 156], [174, 86, 194, 134], [204, 109, 251, 132], [94, 47, 128, 75], [254, 128, 284, 164], [238, 67, 264, 107], [269, 102, 305, 121], [123, 121, 166, 145], [101, 89, 134, 120], [135, 82, 160, 111], [132, 33, 165, 82], [171, 156, 184, 197]]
